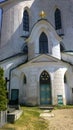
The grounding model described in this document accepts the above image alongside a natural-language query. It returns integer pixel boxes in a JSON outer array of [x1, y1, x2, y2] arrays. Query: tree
[[0, 67, 7, 111]]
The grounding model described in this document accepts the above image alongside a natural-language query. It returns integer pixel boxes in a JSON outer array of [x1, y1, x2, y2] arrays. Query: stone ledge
[[39, 106, 54, 110], [7, 110, 23, 123]]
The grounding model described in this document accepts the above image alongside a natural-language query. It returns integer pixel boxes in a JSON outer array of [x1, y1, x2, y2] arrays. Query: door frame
[[39, 71, 52, 105]]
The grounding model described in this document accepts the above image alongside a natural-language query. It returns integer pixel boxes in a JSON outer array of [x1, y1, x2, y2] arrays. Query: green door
[[40, 84, 51, 105], [11, 89, 19, 104], [40, 71, 52, 105]]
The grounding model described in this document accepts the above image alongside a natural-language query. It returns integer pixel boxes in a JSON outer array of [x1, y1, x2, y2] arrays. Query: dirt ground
[[1, 108, 73, 130], [45, 109, 73, 130]]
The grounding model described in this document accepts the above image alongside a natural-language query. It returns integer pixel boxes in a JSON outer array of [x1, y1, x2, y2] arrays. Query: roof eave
[[0, 0, 8, 6], [0, 0, 28, 8]]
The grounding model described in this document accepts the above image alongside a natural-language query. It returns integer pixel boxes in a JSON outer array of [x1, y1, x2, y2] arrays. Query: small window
[[23, 10, 29, 31], [72, 88, 73, 93], [23, 75, 26, 84], [55, 8, 62, 30], [64, 75, 67, 83], [23, 44, 28, 54], [60, 44, 65, 52]]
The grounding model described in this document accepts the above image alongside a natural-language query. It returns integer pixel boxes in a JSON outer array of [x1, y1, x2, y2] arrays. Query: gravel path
[[44, 109, 73, 130]]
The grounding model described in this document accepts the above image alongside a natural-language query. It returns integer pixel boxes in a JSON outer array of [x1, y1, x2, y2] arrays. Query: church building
[[0, 0, 73, 106]]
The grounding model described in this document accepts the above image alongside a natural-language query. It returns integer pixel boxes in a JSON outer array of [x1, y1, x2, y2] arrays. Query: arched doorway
[[40, 71, 52, 105]]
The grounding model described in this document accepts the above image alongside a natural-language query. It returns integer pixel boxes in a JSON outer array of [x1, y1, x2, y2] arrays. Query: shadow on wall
[[0, 0, 61, 59]]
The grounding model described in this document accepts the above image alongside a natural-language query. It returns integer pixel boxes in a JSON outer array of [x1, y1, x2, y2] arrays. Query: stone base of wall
[[0, 111, 7, 128]]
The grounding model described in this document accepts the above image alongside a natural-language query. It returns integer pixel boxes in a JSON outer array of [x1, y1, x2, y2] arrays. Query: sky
[[0, 0, 5, 2]]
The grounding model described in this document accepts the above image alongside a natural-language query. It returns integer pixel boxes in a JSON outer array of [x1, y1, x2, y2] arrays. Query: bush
[[0, 67, 7, 111]]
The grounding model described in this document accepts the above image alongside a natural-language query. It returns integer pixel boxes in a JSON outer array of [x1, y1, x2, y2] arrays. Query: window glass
[[23, 10, 29, 31], [55, 9, 62, 30], [23, 75, 26, 84], [39, 32, 48, 54], [64, 75, 67, 83]]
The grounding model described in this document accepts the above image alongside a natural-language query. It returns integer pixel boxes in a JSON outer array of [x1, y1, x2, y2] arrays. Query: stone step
[[39, 106, 54, 110], [40, 113, 55, 118]]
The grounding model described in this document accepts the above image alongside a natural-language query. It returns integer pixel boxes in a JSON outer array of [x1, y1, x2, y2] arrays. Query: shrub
[[0, 67, 7, 111]]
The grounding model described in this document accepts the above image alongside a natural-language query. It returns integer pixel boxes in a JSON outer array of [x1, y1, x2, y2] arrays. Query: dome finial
[[39, 10, 46, 18]]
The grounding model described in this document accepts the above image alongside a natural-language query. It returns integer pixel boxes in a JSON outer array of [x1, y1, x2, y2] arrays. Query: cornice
[[0, 0, 28, 8]]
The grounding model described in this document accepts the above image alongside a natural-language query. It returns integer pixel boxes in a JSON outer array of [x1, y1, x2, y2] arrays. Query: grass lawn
[[0, 107, 49, 130], [54, 105, 73, 109]]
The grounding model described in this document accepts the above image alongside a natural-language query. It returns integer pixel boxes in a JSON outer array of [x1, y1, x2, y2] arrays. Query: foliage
[[0, 67, 7, 111]]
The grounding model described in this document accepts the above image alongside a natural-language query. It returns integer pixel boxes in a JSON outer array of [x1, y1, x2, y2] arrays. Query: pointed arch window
[[23, 10, 29, 31], [23, 74, 27, 84], [40, 71, 50, 84], [39, 32, 48, 54], [64, 74, 67, 83], [55, 8, 62, 30]]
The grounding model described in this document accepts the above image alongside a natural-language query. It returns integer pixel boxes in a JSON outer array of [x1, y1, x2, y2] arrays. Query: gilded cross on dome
[[39, 10, 46, 18]]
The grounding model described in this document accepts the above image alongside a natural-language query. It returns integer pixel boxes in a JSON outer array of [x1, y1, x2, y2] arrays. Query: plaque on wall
[[57, 95, 63, 105]]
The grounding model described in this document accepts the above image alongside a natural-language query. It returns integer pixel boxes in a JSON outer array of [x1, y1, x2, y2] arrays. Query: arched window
[[0, 8, 3, 34], [40, 71, 50, 84], [39, 32, 48, 54], [64, 74, 67, 83], [23, 75, 27, 84], [23, 10, 29, 31], [55, 8, 62, 30]]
